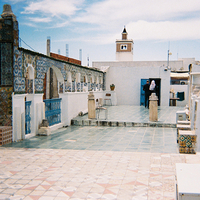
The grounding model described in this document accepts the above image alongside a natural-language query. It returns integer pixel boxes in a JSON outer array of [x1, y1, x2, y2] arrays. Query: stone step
[[71, 119, 176, 128]]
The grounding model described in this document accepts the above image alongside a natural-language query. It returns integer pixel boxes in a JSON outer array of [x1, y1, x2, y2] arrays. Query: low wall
[[105, 65, 170, 106], [170, 85, 189, 107], [12, 90, 115, 140], [60, 91, 107, 125]]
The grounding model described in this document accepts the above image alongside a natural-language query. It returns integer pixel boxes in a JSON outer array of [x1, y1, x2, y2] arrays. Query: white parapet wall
[[104, 65, 170, 106], [60, 91, 110, 126], [12, 90, 117, 138], [12, 94, 26, 142], [12, 93, 45, 141]]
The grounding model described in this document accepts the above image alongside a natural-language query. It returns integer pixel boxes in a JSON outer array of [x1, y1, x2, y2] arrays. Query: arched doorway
[[44, 66, 64, 99]]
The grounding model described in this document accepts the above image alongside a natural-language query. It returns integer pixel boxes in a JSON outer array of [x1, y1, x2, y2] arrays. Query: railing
[[43, 98, 62, 126], [25, 101, 31, 135]]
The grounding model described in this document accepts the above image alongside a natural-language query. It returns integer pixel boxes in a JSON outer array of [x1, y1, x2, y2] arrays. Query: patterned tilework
[[13, 49, 104, 93], [0, 43, 13, 85], [76, 82, 80, 92], [72, 81, 75, 92], [0, 17, 19, 87], [0, 18, 13, 41], [0, 148, 200, 199], [0, 87, 12, 126], [66, 82, 71, 92], [1, 13, 103, 94], [13, 47, 24, 93], [27, 79, 33, 94], [0, 126, 12, 145], [179, 131, 197, 154], [59, 82, 63, 93]]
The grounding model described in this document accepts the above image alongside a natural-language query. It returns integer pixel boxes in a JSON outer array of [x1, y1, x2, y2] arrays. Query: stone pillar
[[149, 93, 158, 122], [88, 92, 96, 119]]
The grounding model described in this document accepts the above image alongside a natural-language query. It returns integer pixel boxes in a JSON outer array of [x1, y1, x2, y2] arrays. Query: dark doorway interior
[[149, 78, 161, 106]]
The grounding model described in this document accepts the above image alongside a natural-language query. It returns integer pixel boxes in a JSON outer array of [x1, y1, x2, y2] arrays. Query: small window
[[120, 44, 127, 50]]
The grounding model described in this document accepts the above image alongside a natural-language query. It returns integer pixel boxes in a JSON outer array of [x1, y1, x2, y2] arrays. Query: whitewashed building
[[93, 28, 197, 107]]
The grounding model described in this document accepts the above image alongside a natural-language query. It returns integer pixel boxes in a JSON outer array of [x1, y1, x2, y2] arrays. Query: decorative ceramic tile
[[0, 43, 13, 85], [77, 82, 80, 92], [35, 84, 43, 92], [91, 83, 94, 91], [72, 81, 75, 92], [27, 79, 33, 94], [81, 82, 83, 92], [14, 77, 25, 85], [0, 87, 12, 126], [59, 82, 63, 93], [35, 78, 43, 85], [14, 84, 25, 92]]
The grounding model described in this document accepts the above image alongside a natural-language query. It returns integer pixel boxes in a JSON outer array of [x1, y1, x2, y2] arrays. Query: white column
[[12, 94, 26, 141]]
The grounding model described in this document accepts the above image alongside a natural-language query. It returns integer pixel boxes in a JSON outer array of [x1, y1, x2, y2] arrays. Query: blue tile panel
[[43, 98, 61, 126], [13, 48, 103, 93], [0, 43, 13, 85], [0, 87, 12, 126]]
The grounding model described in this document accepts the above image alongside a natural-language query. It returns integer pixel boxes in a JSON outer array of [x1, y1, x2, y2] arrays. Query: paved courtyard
[[1, 105, 200, 200]]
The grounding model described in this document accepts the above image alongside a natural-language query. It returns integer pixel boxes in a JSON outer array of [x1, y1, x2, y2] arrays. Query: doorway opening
[[149, 78, 161, 106], [140, 78, 161, 106]]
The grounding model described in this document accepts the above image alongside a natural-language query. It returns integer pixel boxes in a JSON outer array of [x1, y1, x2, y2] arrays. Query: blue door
[[140, 79, 149, 106], [25, 101, 31, 134]]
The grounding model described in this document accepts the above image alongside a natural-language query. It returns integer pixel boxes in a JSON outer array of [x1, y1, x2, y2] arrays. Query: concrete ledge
[[38, 127, 51, 136], [71, 119, 176, 128]]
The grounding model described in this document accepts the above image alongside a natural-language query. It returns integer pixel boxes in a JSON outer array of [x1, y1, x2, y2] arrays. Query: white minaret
[[116, 27, 134, 61]]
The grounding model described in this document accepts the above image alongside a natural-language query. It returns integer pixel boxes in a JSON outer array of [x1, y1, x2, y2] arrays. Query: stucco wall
[[104, 65, 170, 106], [170, 85, 189, 107], [61, 91, 106, 125]]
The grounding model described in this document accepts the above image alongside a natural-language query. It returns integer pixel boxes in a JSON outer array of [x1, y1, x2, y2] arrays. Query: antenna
[[47, 36, 51, 56], [79, 49, 82, 64], [167, 41, 172, 69], [66, 44, 69, 57], [87, 54, 89, 67]]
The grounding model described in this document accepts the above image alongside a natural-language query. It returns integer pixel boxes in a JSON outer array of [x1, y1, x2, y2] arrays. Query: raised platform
[[71, 105, 184, 128], [72, 119, 176, 128]]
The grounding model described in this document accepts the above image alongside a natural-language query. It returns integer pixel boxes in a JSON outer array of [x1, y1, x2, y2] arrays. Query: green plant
[[110, 84, 115, 87]]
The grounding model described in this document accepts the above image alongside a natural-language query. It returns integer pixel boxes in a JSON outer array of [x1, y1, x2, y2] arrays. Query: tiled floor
[[0, 148, 200, 200], [73, 105, 182, 123], [1, 105, 199, 200], [3, 126, 178, 153], [72, 105, 183, 127]]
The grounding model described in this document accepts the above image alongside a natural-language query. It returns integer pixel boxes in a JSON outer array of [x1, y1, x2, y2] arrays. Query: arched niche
[[76, 73, 81, 92], [25, 64, 34, 94], [44, 65, 64, 99], [81, 74, 88, 92], [65, 72, 72, 92]]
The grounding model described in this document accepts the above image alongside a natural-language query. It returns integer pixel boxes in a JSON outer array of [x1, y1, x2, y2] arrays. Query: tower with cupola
[[116, 27, 134, 61]]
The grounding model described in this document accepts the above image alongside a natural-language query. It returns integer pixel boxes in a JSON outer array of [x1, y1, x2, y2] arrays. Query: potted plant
[[110, 84, 115, 91]]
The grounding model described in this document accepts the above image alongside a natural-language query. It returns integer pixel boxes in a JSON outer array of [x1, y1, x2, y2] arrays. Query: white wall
[[104, 65, 170, 106], [93, 59, 196, 72], [116, 52, 133, 61], [60, 91, 106, 125], [12, 91, 107, 139], [93, 60, 183, 70], [12, 93, 45, 141], [170, 85, 189, 107], [12, 94, 26, 141]]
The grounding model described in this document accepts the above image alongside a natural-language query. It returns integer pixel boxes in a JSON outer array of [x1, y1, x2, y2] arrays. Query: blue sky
[[1, 0, 200, 66]]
